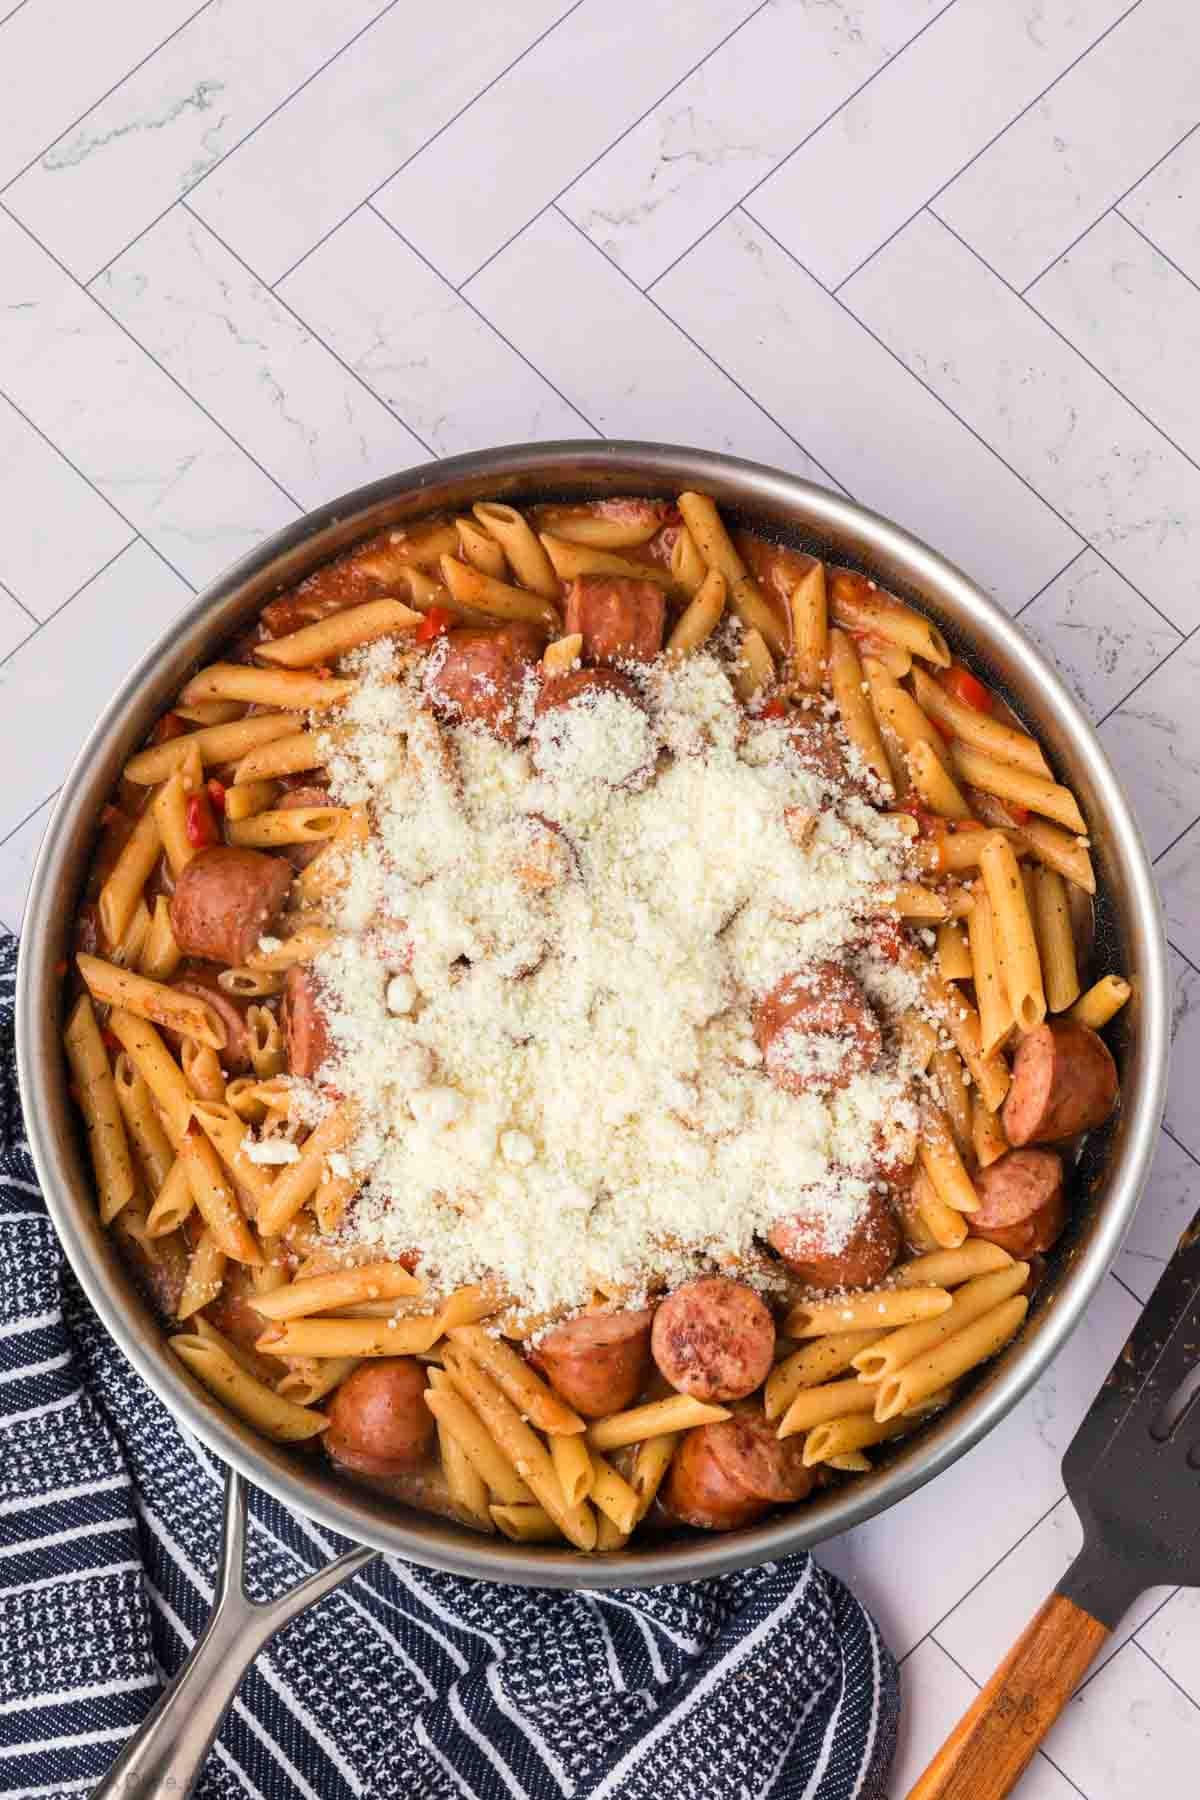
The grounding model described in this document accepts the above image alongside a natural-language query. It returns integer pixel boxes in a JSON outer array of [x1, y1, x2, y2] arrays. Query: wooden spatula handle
[[905, 1591, 1110, 1800]]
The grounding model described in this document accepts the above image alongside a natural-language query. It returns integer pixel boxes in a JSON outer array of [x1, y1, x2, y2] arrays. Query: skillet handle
[[904, 1589, 1110, 1800], [94, 1467, 375, 1800]]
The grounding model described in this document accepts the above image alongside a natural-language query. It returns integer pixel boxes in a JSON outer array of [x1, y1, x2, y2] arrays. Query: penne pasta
[[908, 738, 971, 819], [1032, 864, 1080, 1013], [145, 1156, 194, 1237], [218, 968, 284, 999], [1070, 975, 1131, 1031], [255, 599, 420, 668], [179, 664, 355, 710], [534, 502, 666, 549], [910, 668, 1051, 778], [174, 700, 247, 726], [829, 570, 950, 666], [731, 626, 775, 703], [777, 1376, 877, 1439], [258, 1313, 448, 1358], [802, 1411, 923, 1467], [828, 629, 893, 794], [250, 1260, 423, 1319], [789, 558, 828, 692], [541, 632, 583, 676], [873, 1296, 1028, 1421], [191, 1314, 282, 1388], [890, 1242, 1013, 1289], [424, 1376, 536, 1505], [909, 1165, 968, 1250], [587, 1451, 640, 1534], [97, 804, 162, 946], [106, 1008, 194, 1146], [171, 1335, 328, 1442], [864, 661, 948, 764], [234, 730, 339, 786], [456, 515, 509, 578], [1019, 815, 1095, 895], [966, 882, 1014, 1057], [177, 1227, 227, 1320], [949, 741, 1086, 834], [918, 1105, 978, 1214], [666, 566, 726, 655], [125, 712, 306, 786], [227, 806, 348, 849], [112, 1053, 174, 1194], [670, 525, 707, 595], [446, 1324, 585, 1435], [440, 554, 561, 631], [63, 995, 137, 1224], [489, 1504, 561, 1542], [77, 953, 226, 1051], [629, 1433, 681, 1519], [551, 1432, 595, 1508], [903, 945, 1011, 1112], [473, 502, 560, 597], [180, 1038, 225, 1103], [930, 1046, 972, 1159], [277, 1355, 363, 1407], [586, 1394, 731, 1452], [244, 922, 335, 972], [890, 881, 950, 920], [139, 896, 182, 983], [676, 492, 786, 654], [785, 1286, 952, 1338], [255, 1107, 354, 1237], [978, 832, 1047, 1032], [764, 1331, 887, 1422], [971, 1092, 1009, 1168], [936, 920, 972, 984], [223, 778, 280, 821], [178, 1122, 261, 1265], [189, 1099, 277, 1209], [853, 1262, 1030, 1383]]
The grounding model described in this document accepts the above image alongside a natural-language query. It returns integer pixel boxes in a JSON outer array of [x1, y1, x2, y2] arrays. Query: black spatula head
[[1058, 1208, 1200, 1626]]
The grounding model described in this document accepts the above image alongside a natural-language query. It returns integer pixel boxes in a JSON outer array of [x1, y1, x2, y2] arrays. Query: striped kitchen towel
[[0, 934, 899, 1800]]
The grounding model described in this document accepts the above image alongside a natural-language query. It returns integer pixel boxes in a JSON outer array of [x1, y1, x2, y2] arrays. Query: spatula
[[906, 1206, 1200, 1799]]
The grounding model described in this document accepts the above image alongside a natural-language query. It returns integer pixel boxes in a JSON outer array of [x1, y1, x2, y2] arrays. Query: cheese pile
[[296, 639, 922, 1316]]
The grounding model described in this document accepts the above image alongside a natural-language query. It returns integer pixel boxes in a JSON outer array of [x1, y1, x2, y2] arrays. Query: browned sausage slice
[[563, 576, 666, 665], [276, 782, 334, 870], [529, 1308, 654, 1419], [969, 1149, 1066, 1256], [651, 1277, 775, 1403], [754, 962, 882, 1096], [170, 846, 292, 968], [170, 970, 252, 1070], [283, 963, 332, 1079], [424, 622, 544, 741], [663, 1410, 814, 1531], [1002, 1020, 1118, 1146], [768, 1193, 901, 1290], [532, 668, 654, 786], [325, 1358, 435, 1476]]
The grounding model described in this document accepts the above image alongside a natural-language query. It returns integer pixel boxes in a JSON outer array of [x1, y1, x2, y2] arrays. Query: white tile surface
[[747, 0, 1130, 290], [1018, 549, 1181, 723], [1122, 124, 1200, 288], [0, 0, 205, 187], [97, 206, 421, 508], [844, 210, 1200, 631], [561, 0, 942, 289], [656, 210, 1084, 606], [0, 210, 295, 583], [0, 539, 191, 843], [937, 0, 1200, 292], [4, 3, 1200, 1787], [280, 208, 591, 454], [1030, 211, 1200, 465], [466, 207, 824, 477], [0, 391, 135, 617], [376, 0, 756, 288], [1097, 635, 1200, 857], [189, 0, 571, 284]]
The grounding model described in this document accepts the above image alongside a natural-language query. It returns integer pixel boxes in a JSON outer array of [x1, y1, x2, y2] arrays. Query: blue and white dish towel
[[0, 935, 899, 1799]]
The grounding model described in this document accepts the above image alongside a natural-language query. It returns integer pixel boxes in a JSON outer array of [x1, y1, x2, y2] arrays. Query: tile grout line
[[1161, 1123, 1200, 1175], [1151, 809, 1200, 868], [0, 0, 219, 197], [548, 202, 851, 495], [0, 377, 196, 594], [930, 206, 1200, 490], [1115, 205, 1200, 300], [925, 1638, 1091, 1799], [175, 200, 438, 462], [831, 0, 1149, 297], [642, 0, 965, 299], [0, 790, 59, 858], [1131, 1639, 1200, 1717], [1012, 547, 1090, 618], [1168, 937, 1200, 979], [1091, 623, 1196, 732], [363, 206, 603, 439], [1019, 118, 1200, 296], [0, 575, 41, 629], [0, 539, 153, 677]]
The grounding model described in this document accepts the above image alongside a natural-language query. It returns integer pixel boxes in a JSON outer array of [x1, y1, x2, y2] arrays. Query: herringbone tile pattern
[[2, 2, 1198, 1788]]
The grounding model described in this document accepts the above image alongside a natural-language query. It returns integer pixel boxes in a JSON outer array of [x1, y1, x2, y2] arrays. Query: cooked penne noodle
[[97, 804, 162, 946], [223, 778, 280, 821], [355, 523, 460, 578], [930, 1046, 972, 1158], [731, 626, 775, 703], [180, 1038, 225, 1103], [171, 1335, 328, 1442], [277, 1355, 362, 1406], [898, 1009, 938, 1072], [177, 1227, 226, 1319], [258, 1312, 448, 1358], [971, 1092, 1009, 1168], [314, 1169, 355, 1234], [907, 738, 971, 820], [153, 764, 198, 880], [489, 1504, 561, 1542], [911, 668, 1051, 778], [936, 920, 972, 984], [113, 1053, 174, 1194], [864, 662, 947, 763], [77, 953, 226, 1051], [473, 502, 560, 597], [1032, 864, 1080, 1013], [904, 946, 1011, 1111], [978, 832, 1047, 1031], [178, 1123, 261, 1265], [785, 1286, 952, 1338], [63, 995, 137, 1224], [538, 530, 675, 591], [676, 492, 785, 653], [446, 1324, 585, 1435], [139, 896, 182, 982], [243, 923, 334, 973], [1070, 975, 1131, 1031], [918, 1105, 978, 1214], [670, 525, 707, 595], [419, 1381, 533, 1503], [191, 1313, 282, 1387], [629, 1432, 681, 1519], [227, 806, 348, 849], [873, 1296, 1028, 1421], [853, 1262, 1030, 1383], [764, 1331, 888, 1421], [909, 1165, 968, 1250], [891, 1242, 1013, 1289], [234, 730, 337, 785], [255, 599, 421, 668], [250, 1261, 423, 1319], [551, 1432, 595, 1508], [890, 881, 950, 920], [106, 1009, 194, 1146], [440, 554, 561, 631], [113, 898, 152, 973], [189, 1099, 277, 1210], [247, 1007, 286, 1079], [666, 566, 726, 655], [829, 571, 950, 667], [542, 632, 583, 676], [145, 1156, 194, 1237], [252, 1239, 289, 1298], [778, 1376, 877, 1439], [827, 1451, 873, 1473], [586, 1394, 731, 1452], [965, 885, 1014, 1058], [179, 663, 355, 710], [254, 1107, 353, 1237], [535, 502, 665, 549], [218, 967, 284, 999], [801, 1412, 917, 1467], [828, 629, 893, 794], [442, 1351, 597, 1550], [1019, 815, 1095, 894], [588, 1451, 639, 1534], [125, 712, 305, 785], [595, 1513, 631, 1551], [949, 741, 1086, 834], [787, 559, 828, 693], [174, 700, 247, 726], [455, 515, 509, 578]]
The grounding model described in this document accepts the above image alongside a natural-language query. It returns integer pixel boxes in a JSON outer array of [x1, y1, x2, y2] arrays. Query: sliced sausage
[[325, 1359, 435, 1476], [754, 962, 882, 1096], [768, 1192, 901, 1290], [563, 575, 666, 665], [969, 1149, 1067, 1257], [534, 666, 644, 716], [532, 668, 655, 786], [735, 531, 819, 617], [663, 1410, 814, 1532], [1002, 1020, 1118, 1146], [424, 622, 544, 741], [529, 1308, 654, 1419], [206, 1264, 267, 1353], [277, 782, 334, 871], [170, 969, 252, 1070], [651, 1277, 775, 1403], [170, 847, 292, 968], [283, 963, 332, 1079]]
